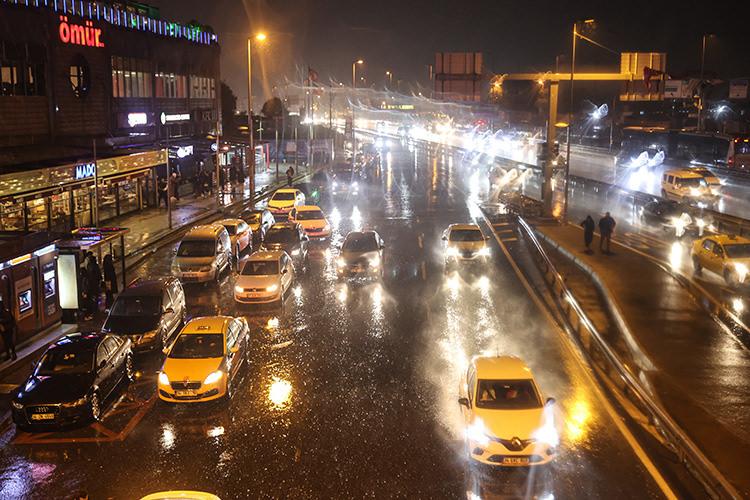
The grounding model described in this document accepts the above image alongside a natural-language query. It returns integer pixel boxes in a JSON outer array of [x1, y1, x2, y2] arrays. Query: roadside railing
[[509, 213, 740, 499]]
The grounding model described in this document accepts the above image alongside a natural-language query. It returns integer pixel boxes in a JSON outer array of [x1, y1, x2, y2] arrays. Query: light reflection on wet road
[[0, 143, 665, 499]]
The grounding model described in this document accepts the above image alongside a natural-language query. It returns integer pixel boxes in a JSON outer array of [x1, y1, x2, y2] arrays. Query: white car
[[267, 188, 305, 215], [442, 224, 491, 268], [234, 250, 294, 305], [459, 356, 558, 467]]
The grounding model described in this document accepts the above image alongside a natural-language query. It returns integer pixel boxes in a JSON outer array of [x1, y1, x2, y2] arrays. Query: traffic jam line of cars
[[9, 178, 561, 473]]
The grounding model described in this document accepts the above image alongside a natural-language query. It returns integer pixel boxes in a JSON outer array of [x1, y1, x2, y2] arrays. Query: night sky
[[149, 0, 750, 107]]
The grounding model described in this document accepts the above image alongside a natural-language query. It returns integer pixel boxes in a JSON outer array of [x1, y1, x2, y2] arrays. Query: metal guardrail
[[512, 215, 740, 499]]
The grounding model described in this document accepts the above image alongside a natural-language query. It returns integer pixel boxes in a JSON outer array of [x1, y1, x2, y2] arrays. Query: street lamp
[[564, 19, 595, 219], [698, 34, 714, 132], [247, 32, 268, 193], [386, 70, 393, 88], [351, 59, 363, 168]]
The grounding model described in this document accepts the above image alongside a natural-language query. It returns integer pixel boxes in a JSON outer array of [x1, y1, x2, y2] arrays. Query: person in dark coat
[[0, 303, 17, 361], [580, 215, 595, 254], [286, 166, 295, 187], [598, 212, 617, 254], [85, 252, 102, 318], [103, 254, 118, 307], [158, 177, 169, 208]]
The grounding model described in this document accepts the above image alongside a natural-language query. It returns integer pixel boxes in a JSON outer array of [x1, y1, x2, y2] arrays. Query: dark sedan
[[336, 230, 385, 280], [11, 332, 134, 430], [260, 222, 309, 269]]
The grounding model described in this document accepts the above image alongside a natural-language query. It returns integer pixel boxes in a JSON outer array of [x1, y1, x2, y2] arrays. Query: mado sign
[[75, 162, 97, 180]]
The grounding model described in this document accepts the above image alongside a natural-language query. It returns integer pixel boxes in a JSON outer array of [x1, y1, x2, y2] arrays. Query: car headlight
[[711, 187, 721, 196], [291, 249, 301, 256], [332, 181, 338, 188], [466, 418, 490, 446], [62, 397, 88, 408], [337, 257, 346, 268], [734, 263, 748, 282], [203, 370, 224, 386], [533, 423, 559, 447], [142, 329, 158, 341], [478, 247, 491, 257], [11, 400, 23, 410], [352, 182, 359, 189], [158, 372, 170, 386], [234, 285, 245, 294], [267, 283, 279, 293], [689, 187, 700, 197], [370, 255, 381, 268], [446, 247, 459, 257]]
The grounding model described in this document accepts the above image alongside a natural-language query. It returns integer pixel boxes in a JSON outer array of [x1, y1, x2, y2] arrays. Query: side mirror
[[380, 245, 385, 250], [98, 359, 107, 370], [545, 397, 556, 407], [485, 236, 491, 241], [282, 269, 289, 274], [163, 307, 174, 315], [230, 344, 240, 354], [303, 235, 310, 242], [441, 236, 448, 241], [458, 397, 470, 408]]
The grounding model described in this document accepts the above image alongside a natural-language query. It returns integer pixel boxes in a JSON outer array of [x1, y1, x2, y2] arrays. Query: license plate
[[31, 413, 55, 421], [176, 390, 195, 397], [502, 457, 529, 465]]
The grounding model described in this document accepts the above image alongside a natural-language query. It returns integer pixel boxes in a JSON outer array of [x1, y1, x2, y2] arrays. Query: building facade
[[0, 0, 221, 231]]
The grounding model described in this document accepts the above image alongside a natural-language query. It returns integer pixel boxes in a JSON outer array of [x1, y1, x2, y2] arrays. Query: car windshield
[[724, 243, 750, 259], [679, 177, 706, 188], [110, 295, 161, 316], [169, 334, 223, 359], [36, 347, 94, 375], [343, 233, 378, 252], [272, 192, 295, 201], [297, 210, 325, 221], [223, 225, 237, 235], [265, 229, 297, 244], [475, 379, 542, 410], [177, 240, 215, 257], [242, 260, 279, 275], [450, 229, 484, 242]]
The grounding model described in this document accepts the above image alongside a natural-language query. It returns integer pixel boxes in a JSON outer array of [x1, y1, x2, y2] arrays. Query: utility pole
[[564, 21, 578, 219], [247, 37, 255, 198], [698, 34, 710, 132], [215, 119, 221, 207], [92, 138, 99, 227], [166, 127, 172, 229]]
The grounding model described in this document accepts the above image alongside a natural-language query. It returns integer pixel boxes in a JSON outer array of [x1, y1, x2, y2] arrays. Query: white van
[[661, 169, 713, 202], [171, 223, 232, 283]]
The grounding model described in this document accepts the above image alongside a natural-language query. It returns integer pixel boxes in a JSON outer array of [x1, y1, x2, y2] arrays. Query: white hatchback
[[459, 356, 558, 467]]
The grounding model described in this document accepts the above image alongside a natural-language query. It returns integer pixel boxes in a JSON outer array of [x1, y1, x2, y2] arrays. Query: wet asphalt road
[[0, 143, 665, 499]]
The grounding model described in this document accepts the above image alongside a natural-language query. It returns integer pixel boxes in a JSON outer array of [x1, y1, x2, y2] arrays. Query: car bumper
[[306, 229, 331, 239], [174, 270, 214, 283], [337, 266, 381, 278], [468, 442, 556, 467], [234, 291, 282, 304], [158, 386, 224, 403], [446, 253, 489, 263], [12, 404, 88, 430]]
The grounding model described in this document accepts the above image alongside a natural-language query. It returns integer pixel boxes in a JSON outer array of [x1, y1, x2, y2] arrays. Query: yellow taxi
[[158, 316, 250, 403], [692, 234, 750, 286], [288, 205, 331, 239]]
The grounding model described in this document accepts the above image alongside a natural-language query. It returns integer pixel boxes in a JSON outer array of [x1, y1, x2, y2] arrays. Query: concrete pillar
[[542, 81, 559, 216]]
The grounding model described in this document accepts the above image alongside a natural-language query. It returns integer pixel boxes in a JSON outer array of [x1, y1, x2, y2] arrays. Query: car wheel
[[89, 392, 102, 422], [692, 257, 702, 276], [125, 354, 135, 383]]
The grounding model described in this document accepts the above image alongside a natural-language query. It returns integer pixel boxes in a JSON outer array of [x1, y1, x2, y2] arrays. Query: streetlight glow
[[255, 32, 267, 41]]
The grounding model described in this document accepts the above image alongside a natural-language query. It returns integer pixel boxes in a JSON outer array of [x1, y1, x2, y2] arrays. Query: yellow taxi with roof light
[[692, 234, 750, 286], [158, 316, 249, 403]]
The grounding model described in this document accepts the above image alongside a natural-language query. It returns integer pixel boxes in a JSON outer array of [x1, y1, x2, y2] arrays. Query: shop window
[[69, 55, 90, 98], [112, 56, 152, 98]]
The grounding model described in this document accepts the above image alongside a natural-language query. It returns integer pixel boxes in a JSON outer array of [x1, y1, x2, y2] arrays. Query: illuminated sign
[[127, 112, 148, 127], [160, 112, 190, 125], [75, 162, 97, 180], [176, 146, 194, 158], [59, 16, 105, 48]]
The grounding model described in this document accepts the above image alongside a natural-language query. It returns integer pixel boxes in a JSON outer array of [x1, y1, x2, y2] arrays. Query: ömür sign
[[59, 16, 105, 48]]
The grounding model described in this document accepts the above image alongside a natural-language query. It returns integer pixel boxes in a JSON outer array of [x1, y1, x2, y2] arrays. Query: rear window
[[241, 260, 279, 275], [272, 192, 295, 201], [111, 295, 161, 316], [343, 233, 378, 252], [177, 240, 215, 257], [475, 379, 541, 409], [265, 228, 297, 244]]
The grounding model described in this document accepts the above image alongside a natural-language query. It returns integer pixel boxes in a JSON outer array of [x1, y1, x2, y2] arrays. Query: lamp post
[[247, 32, 267, 197], [386, 70, 393, 89], [564, 19, 595, 219], [698, 34, 713, 132], [351, 59, 363, 169]]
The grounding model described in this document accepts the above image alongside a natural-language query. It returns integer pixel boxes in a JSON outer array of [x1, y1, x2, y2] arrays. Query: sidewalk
[[0, 163, 308, 383], [535, 221, 750, 495]]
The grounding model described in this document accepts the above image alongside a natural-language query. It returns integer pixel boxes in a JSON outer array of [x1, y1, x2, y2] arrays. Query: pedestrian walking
[[85, 252, 102, 318], [0, 302, 17, 361], [580, 215, 595, 254], [286, 165, 295, 187], [598, 212, 617, 254], [158, 177, 169, 208], [103, 254, 118, 308], [170, 172, 180, 202]]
